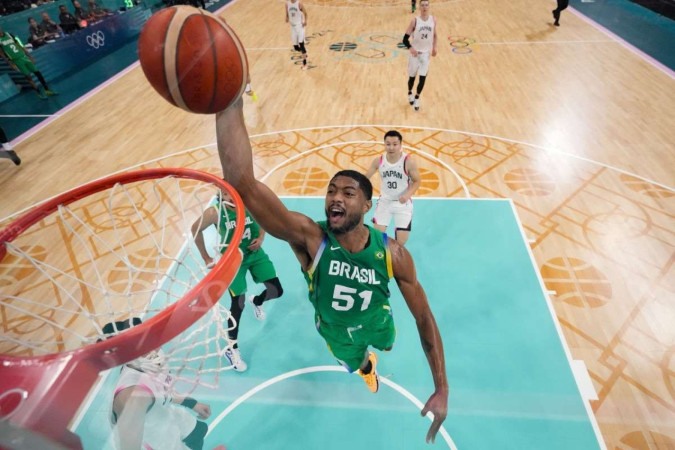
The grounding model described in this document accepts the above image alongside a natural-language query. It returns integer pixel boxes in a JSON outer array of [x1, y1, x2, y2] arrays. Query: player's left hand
[[421, 389, 448, 443], [248, 238, 263, 251], [398, 194, 410, 204], [432, 48, 437, 57], [193, 402, 212, 419]]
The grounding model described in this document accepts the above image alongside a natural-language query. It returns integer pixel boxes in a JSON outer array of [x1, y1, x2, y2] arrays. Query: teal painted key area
[[74, 198, 601, 450]]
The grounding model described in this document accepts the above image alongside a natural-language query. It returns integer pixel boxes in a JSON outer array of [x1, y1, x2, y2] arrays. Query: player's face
[[384, 136, 402, 155], [325, 176, 370, 234], [420, 1, 430, 11]]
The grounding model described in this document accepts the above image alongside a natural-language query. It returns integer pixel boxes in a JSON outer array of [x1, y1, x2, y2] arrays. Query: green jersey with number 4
[[212, 202, 260, 257], [304, 221, 394, 328]]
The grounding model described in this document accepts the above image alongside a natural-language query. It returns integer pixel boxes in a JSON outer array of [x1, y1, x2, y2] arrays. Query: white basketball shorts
[[290, 24, 306, 46], [407, 51, 430, 77], [372, 197, 413, 230]]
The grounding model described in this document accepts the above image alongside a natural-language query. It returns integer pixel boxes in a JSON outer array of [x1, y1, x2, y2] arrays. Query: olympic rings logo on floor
[[448, 36, 476, 54], [86, 31, 106, 49]]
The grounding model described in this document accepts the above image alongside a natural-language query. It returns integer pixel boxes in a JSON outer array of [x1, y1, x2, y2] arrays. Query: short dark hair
[[384, 130, 403, 142], [331, 170, 373, 201]]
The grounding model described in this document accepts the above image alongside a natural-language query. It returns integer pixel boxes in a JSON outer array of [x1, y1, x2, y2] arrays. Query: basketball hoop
[[0, 168, 244, 449]]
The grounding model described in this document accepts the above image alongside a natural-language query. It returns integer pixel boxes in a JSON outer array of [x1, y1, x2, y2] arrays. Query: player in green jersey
[[215, 100, 448, 444], [0, 27, 57, 99], [192, 189, 284, 372]]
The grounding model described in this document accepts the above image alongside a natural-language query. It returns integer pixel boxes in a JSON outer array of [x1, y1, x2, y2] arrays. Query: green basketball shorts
[[228, 249, 277, 297], [315, 306, 396, 372]]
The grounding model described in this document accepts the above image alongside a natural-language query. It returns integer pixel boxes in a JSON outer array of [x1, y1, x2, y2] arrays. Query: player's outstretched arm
[[215, 99, 320, 251], [191, 207, 218, 266], [390, 238, 448, 443]]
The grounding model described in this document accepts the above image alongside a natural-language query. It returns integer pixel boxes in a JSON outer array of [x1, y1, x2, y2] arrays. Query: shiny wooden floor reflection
[[0, 0, 674, 448]]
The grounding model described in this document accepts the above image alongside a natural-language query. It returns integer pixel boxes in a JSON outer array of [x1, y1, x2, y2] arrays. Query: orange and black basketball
[[138, 6, 248, 114]]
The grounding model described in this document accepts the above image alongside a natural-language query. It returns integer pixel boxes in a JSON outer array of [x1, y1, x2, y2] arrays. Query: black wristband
[[181, 397, 197, 409], [403, 34, 412, 49]]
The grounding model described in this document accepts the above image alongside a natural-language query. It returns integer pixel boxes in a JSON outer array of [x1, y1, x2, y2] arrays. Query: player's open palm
[[421, 390, 448, 443]]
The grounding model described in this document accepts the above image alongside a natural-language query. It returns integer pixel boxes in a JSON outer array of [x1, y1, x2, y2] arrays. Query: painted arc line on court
[[243, 125, 674, 192], [5, 123, 672, 224], [258, 140, 471, 198], [205, 365, 458, 450]]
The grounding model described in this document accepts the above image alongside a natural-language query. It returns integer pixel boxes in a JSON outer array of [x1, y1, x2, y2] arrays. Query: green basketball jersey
[[303, 222, 394, 328], [211, 202, 260, 257], [0, 33, 26, 60]]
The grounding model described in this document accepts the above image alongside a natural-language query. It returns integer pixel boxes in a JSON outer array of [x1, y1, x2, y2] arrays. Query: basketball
[[137, 6, 248, 114]]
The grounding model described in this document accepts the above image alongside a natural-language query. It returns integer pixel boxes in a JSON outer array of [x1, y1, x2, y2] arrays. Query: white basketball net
[[0, 175, 243, 392]]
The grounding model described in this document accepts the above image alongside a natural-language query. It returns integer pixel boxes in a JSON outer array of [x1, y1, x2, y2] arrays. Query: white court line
[[259, 139, 471, 198], [271, 0, 465, 8], [8, 62, 140, 147], [3, 124, 672, 224], [6, 0, 240, 147], [247, 47, 292, 51], [284, 195, 506, 201], [569, 7, 675, 78], [0, 114, 58, 118], [477, 40, 612, 45], [506, 198, 607, 450], [205, 365, 458, 450], [243, 124, 675, 192]]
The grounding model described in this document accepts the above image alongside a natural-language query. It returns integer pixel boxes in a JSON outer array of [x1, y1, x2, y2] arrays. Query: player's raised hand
[[421, 389, 448, 443]]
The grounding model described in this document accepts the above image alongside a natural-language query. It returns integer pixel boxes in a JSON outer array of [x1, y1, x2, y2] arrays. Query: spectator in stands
[[41, 12, 64, 38], [87, 0, 111, 20], [0, 26, 57, 99], [58, 4, 81, 34], [27, 17, 48, 48], [4, 0, 23, 14], [22, 0, 33, 10], [72, 0, 90, 22]]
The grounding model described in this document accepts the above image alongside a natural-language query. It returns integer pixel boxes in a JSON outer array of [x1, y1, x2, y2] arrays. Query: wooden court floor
[[0, 0, 674, 448]]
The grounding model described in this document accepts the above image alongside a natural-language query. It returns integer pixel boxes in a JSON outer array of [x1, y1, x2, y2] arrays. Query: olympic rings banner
[[30, 7, 150, 81]]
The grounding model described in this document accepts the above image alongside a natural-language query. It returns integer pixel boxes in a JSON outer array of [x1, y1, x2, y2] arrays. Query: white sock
[[2, 142, 13, 151], [245, 83, 252, 93]]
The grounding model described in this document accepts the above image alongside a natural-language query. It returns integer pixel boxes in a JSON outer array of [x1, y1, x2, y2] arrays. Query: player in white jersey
[[402, 0, 438, 111], [285, 0, 308, 70], [365, 130, 422, 245], [105, 319, 218, 450]]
